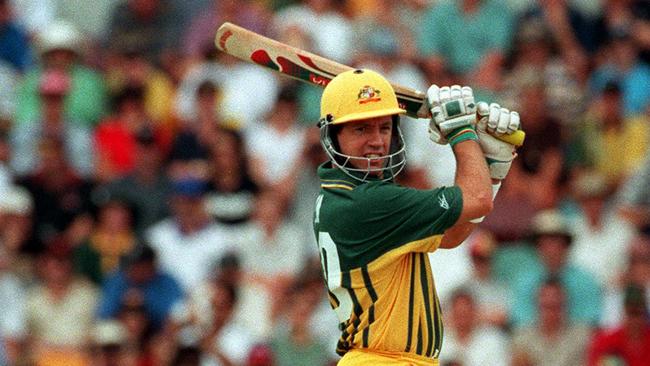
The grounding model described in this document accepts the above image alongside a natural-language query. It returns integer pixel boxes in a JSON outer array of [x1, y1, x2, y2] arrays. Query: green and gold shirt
[[313, 163, 463, 359]]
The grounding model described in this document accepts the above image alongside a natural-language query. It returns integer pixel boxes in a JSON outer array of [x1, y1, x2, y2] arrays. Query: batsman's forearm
[[453, 140, 493, 222]]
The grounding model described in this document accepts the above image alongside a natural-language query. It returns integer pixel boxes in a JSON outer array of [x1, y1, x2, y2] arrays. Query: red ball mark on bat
[[297, 54, 336, 77], [277, 56, 313, 80], [251, 50, 280, 71], [218, 30, 233, 51]]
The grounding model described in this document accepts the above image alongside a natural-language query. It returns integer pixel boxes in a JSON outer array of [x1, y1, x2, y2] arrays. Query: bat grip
[[496, 130, 525, 147]]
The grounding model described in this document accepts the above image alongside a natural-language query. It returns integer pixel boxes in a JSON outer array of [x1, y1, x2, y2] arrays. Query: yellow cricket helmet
[[320, 69, 406, 124], [318, 69, 407, 182]]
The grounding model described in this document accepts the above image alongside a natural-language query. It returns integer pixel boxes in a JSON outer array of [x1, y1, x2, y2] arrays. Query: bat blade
[[215, 22, 525, 146]]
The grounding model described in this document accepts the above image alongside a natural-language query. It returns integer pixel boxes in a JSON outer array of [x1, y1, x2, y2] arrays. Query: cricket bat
[[215, 22, 525, 146]]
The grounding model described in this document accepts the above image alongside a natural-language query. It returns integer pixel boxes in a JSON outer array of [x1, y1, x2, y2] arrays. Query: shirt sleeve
[[340, 183, 462, 256]]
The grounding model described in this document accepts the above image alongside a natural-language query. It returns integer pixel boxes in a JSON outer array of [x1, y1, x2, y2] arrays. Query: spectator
[[244, 86, 307, 204], [515, 0, 596, 81], [441, 289, 510, 366], [0, 184, 38, 278], [105, 0, 186, 67], [170, 280, 257, 366], [232, 190, 305, 339], [573, 81, 649, 189], [73, 198, 138, 285], [511, 209, 603, 327], [600, 234, 650, 329], [205, 127, 259, 226], [23, 239, 98, 366], [458, 228, 511, 328], [181, 0, 269, 61], [417, 0, 515, 91], [175, 49, 279, 128], [0, 0, 32, 72], [567, 171, 636, 291], [511, 277, 592, 366], [272, 0, 354, 64], [15, 20, 108, 127], [589, 284, 650, 366], [146, 177, 236, 291], [99, 126, 172, 233], [269, 281, 331, 366], [589, 26, 650, 117], [54, 0, 121, 43], [502, 17, 585, 126], [167, 81, 221, 178], [17, 136, 95, 249], [96, 243, 184, 331], [10, 69, 94, 178], [103, 47, 177, 129], [116, 291, 158, 365], [94, 86, 171, 183]]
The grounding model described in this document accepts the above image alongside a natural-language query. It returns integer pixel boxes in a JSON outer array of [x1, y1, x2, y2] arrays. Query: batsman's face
[[337, 116, 392, 174]]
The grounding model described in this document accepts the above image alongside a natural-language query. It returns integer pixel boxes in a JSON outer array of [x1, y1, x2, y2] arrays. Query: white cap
[[36, 20, 81, 55], [92, 320, 127, 346], [0, 185, 33, 215]]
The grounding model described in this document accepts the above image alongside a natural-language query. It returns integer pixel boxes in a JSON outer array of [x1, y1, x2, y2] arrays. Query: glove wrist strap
[[448, 126, 478, 147]]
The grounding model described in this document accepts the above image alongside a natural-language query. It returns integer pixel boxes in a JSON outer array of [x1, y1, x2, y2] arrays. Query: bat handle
[[497, 130, 525, 147]]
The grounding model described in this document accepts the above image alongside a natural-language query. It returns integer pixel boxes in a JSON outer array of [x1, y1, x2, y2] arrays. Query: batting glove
[[426, 85, 478, 147], [476, 102, 519, 180]]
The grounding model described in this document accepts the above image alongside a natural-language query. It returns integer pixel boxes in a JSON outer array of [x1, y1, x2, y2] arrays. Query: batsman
[[313, 69, 520, 365]]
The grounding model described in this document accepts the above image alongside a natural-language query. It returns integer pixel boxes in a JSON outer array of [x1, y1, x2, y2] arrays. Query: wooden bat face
[[215, 22, 524, 146]]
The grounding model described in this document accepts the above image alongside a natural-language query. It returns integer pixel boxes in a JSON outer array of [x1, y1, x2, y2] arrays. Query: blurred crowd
[[0, 0, 649, 365]]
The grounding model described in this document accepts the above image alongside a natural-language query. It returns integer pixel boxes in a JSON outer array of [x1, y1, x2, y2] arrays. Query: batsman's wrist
[[447, 125, 478, 147]]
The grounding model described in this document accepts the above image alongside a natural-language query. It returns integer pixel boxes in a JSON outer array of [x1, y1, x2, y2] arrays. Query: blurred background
[[0, 0, 649, 365]]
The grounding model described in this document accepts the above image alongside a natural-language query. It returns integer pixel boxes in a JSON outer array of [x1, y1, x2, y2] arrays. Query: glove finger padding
[[475, 101, 518, 180], [426, 84, 478, 147]]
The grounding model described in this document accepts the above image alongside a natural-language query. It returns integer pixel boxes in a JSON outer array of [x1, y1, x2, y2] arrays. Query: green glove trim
[[448, 126, 478, 147]]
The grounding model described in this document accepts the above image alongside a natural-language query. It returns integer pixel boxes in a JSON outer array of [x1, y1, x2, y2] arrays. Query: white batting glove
[[426, 85, 478, 146], [476, 102, 519, 180]]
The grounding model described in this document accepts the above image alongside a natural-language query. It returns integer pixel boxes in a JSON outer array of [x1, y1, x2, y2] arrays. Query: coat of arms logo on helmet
[[357, 86, 381, 104]]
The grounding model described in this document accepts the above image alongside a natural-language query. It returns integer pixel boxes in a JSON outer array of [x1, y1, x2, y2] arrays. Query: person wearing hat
[[10, 68, 95, 178], [510, 209, 603, 328], [14, 20, 108, 127]]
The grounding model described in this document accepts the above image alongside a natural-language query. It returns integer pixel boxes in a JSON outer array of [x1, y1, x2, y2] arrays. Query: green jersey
[[313, 163, 463, 359]]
